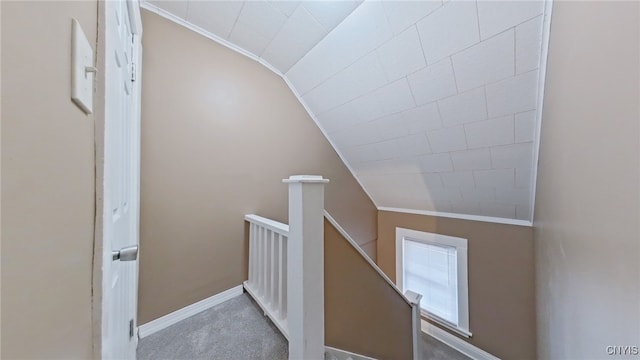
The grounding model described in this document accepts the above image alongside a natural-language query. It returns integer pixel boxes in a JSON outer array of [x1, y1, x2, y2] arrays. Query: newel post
[[405, 290, 423, 360], [283, 175, 330, 360]]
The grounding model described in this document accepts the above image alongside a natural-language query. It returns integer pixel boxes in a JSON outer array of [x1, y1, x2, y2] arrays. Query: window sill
[[421, 312, 472, 338]]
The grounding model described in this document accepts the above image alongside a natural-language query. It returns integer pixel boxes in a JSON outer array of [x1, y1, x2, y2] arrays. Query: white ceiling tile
[[446, 188, 463, 204], [261, 6, 327, 72], [329, 127, 355, 149], [333, 51, 389, 103], [331, 122, 379, 148], [432, 201, 453, 213], [376, 26, 426, 82], [514, 110, 536, 143], [302, 52, 387, 113], [496, 187, 530, 205], [373, 114, 409, 141], [418, 172, 445, 189], [354, 122, 384, 146], [361, 173, 442, 209], [450, 148, 492, 170], [419, 153, 453, 173], [516, 203, 531, 220], [268, 1, 301, 17], [474, 168, 514, 188], [491, 142, 534, 169], [400, 103, 443, 134], [451, 200, 481, 215], [516, 15, 543, 74], [426, 126, 468, 153], [429, 187, 463, 205], [350, 161, 375, 175], [515, 167, 531, 188], [348, 81, 415, 126], [437, 87, 488, 127], [416, 0, 480, 63], [185, 1, 243, 38], [302, 0, 362, 31], [398, 133, 432, 157], [477, 0, 544, 40], [351, 92, 387, 123], [479, 201, 516, 218], [407, 59, 458, 105], [229, 0, 288, 55], [374, 139, 404, 160], [353, 159, 397, 176], [316, 102, 361, 133], [441, 171, 475, 188], [383, 158, 424, 175], [343, 143, 380, 163], [372, 78, 417, 116], [148, 0, 189, 19], [485, 70, 538, 117], [383, 0, 442, 35], [451, 29, 515, 92], [464, 115, 514, 149], [460, 187, 495, 202], [286, 1, 391, 94]]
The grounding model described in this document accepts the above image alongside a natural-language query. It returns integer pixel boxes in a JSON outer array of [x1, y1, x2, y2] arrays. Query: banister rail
[[244, 214, 289, 234], [244, 175, 422, 360], [244, 214, 290, 338]]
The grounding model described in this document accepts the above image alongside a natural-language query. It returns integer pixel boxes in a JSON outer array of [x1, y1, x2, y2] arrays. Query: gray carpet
[[421, 332, 471, 360], [138, 292, 470, 360], [138, 294, 287, 360]]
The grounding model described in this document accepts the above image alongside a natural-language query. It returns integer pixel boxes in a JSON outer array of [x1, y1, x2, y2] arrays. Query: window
[[396, 227, 471, 337]]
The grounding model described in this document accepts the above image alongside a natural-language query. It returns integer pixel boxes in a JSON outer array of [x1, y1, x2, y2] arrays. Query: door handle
[[112, 245, 138, 261]]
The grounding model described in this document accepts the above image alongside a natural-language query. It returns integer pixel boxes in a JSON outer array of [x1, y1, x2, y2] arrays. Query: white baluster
[[283, 175, 329, 360], [280, 235, 287, 321], [261, 226, 267, 297], [257, 226, 264, 296], [266, 230, 273, 305], [271, 232, 279, 310], [249, 223, 255, 287]]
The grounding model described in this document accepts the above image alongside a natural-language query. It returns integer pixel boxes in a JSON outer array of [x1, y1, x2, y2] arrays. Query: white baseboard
[[325, 346, 377, 360], [138, 285, 244, 338], [421, 320, 500, 360]]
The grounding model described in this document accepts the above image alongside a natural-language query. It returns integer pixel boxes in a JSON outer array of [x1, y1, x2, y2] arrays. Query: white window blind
[[396, 227, 470, 337], [403, 239, 459, 325]]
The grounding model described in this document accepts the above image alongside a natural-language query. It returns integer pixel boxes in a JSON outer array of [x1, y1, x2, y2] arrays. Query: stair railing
[[244, 175, 422, 360]]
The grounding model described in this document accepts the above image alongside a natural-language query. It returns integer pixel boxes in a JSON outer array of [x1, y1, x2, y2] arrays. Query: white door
[[102, 0, 142, 358]]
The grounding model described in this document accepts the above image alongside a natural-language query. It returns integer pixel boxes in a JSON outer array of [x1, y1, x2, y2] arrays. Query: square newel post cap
[[404, 290, 423, 306], [282, 175, 330, 184]]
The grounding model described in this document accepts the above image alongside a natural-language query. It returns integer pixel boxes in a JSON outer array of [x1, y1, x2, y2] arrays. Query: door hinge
[[129, 319, 135, 339], [131, 63, 136, 82]]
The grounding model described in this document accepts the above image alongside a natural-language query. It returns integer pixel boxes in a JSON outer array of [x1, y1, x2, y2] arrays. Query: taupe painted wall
[[377, 210, 536, 359], [325, 219, 413, 360], [534, 2, 640, 359], [139, 11, 377, 324], [1, 1, 97, 358]]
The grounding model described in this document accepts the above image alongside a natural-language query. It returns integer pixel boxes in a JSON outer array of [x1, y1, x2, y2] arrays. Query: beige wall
[[1, 1, 98, 358], [138, 11, 377, 324], [325, 219, 413, 359], [377, 210, 536, 359], [534, 2, 640, 359]]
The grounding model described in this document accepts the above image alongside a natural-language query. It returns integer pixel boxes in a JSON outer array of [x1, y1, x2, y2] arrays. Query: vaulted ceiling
[[143, 0, 548, 222]]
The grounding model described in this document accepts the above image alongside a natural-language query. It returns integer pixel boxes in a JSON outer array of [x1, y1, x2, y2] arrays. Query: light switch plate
[[71, 19, 94, 115]]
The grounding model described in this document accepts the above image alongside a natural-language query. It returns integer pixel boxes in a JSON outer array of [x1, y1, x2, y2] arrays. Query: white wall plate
[[71, 18, 94, 115]]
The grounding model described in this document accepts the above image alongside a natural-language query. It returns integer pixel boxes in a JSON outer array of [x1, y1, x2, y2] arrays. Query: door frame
[[92, 0, 143, 358]]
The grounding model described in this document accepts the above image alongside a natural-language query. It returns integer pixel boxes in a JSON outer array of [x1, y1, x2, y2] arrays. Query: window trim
[[396, 227, 472, 338]]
